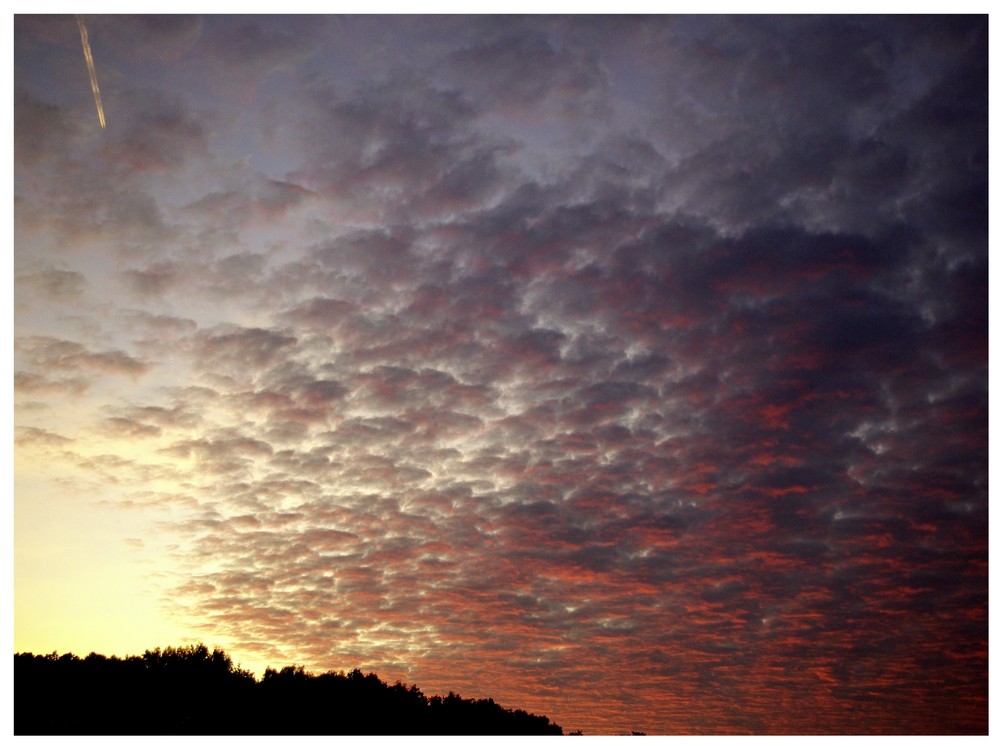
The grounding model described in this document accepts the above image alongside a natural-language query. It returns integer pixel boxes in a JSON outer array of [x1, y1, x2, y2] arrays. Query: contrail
[[76, 14, 106, 128]]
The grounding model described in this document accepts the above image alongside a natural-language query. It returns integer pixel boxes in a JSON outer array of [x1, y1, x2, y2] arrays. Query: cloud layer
[[14, 15, 987, 734]]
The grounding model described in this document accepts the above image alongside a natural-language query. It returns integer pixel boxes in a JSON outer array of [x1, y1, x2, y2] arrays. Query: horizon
[[13, 14, 988, 735]]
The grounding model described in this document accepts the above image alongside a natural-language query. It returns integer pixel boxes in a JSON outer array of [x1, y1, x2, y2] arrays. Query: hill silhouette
[[15, 643, 563, 735]]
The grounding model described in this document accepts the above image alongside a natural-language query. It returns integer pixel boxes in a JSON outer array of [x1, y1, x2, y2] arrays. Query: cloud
[[188, 325, 297, 372], [14, 370, 90, 396], [14, 426, 75, 448], [448, 26, 611, 115], [202, 15, 318, 74], [16, 267, 87, 300], [122, 261, 184, 298], [16, 336, 149, 378], [87, 15, 204, 62], [14, 88, 80, 166], [122, 310, 198, 338], [100, 89, 210, 173], [184, 176, 314, 225], [279, 297, 357, 331], [286, 76, 517, 222], [116, 403, 203, 430], [97, 416, 163, 439]]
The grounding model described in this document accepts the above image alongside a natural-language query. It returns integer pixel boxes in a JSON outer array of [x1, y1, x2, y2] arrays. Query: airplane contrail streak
[[76, 15, 106, 129]]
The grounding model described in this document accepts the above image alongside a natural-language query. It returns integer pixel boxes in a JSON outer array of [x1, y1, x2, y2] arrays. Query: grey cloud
[[278, 297, 358, 332], [448, 27, 610, 115], [407, 271, 520, 331], [14, 425, 74, 447], [16, 336, 149, 378], [566, 136, 668, 213], [102, 191, 168, 240], [88, 15, 204, 62], [298, 379, 349, 405], [123, 261, 184, 298], [415, 143, 516, 216], [248, 363, 351, 421], [312, 229, 417, 289], [496, 328, 566, 371], [204, 15, 319, 72], [621, 17, 984, 238], [203, 253, 269, 298], [879, 51, 987, 248], [123, 252, 275, 305], [612, 353, 673, 384], [159, 432, 274, 475], [122, 311, 198, 337], [350, 365, 490, 413], [14, 370, 90, 396], [22, 183, 173, 252], [184, 175, 314, 226], [98, 416, 163, 439], [287, 76, 515, 220], [326, 417, 416, 448], [14, 401, 52, 414], [119, 404, 202, 430], [14, 88, 79, 166], [406, 409, 483, 443], [577, 381, 655, 409], [190, 325, 297, 372], [71, 348, 150, 377], [101, 88, 210, 173], [15, 15, 79, 49], [16, 267, 87, 300]]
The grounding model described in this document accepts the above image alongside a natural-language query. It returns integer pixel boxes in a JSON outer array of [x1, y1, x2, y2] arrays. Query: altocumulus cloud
[[14, 15, 986, 735]]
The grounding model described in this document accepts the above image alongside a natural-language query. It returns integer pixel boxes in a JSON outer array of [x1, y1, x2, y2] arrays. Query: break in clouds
[[14, 16, 987, 734]]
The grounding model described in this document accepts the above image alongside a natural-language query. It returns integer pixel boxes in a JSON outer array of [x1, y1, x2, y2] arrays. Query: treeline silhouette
[[15, 643, 563, 735]]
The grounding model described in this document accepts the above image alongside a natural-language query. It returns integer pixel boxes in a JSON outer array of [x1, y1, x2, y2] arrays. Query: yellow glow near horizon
[[13, 416, 195, 661]]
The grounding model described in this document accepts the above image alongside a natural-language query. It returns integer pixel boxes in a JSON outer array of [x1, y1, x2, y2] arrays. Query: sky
[[12, 13, 989, 735]]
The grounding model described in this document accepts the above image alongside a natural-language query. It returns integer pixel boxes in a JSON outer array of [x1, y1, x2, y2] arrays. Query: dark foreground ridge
[[15, 644, 564, 735]]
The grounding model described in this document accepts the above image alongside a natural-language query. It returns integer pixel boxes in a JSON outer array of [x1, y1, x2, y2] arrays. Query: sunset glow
[[13, 14, 987, 734]]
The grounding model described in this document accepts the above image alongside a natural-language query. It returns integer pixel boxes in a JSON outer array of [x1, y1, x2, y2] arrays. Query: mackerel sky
[[13, 14, 988, 734]]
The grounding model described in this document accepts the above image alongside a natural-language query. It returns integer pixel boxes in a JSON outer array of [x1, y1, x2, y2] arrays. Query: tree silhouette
[[15, 645, 563, 735]]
